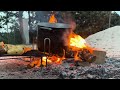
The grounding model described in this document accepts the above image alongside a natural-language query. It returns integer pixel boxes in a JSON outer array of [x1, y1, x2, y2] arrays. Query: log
[[0, 48, 6, 54], [65, 50, 74, 58], [4, 44, 32, 55], [92, 48, 106, 64], [0, 42, 6, 54], [0, 41, 4, 48], [79, 49, 96, 63], [65, 48, 96, 63], [7, 46, 24, 55]]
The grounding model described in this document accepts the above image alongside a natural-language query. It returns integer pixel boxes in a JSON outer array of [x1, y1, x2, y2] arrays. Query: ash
[[0, 57, 120, 79], [40, 57, 120, 79]]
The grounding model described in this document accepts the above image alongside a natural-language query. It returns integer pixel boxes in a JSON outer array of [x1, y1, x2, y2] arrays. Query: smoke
[[61, 12, 77, 47], [35, 11, 50, 22], [29, 11, 76, 47]]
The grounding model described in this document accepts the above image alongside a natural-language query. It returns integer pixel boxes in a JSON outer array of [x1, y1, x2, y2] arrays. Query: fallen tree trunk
[[0, 42, 4, 48], [0, 42, 6, 54], [1, 43, 33, 55]]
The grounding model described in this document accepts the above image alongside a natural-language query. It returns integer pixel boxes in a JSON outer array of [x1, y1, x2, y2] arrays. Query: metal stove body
[[36, 22, 71, 56]]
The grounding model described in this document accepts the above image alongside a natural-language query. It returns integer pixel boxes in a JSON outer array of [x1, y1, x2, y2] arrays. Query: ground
[[0, 56, 120, 79]]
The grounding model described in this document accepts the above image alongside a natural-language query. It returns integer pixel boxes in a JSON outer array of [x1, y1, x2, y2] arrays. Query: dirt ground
[[0, 56, 120, 79], [0, 56, 61, 79]]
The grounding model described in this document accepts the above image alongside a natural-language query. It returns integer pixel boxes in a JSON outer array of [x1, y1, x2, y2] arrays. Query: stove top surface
[[37, 22, 71, 29]]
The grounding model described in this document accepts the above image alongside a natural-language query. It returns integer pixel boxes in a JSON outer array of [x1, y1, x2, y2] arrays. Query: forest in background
[[0, 11, 120, 44]]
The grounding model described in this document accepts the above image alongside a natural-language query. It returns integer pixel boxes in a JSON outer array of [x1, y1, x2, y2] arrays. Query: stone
[[59, 71, 67, 79], [69, 73, 75, 79], [87, 74, 94, 79]]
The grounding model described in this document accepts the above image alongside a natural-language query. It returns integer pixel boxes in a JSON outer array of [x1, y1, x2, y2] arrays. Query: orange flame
[[28, 55, 63, 67], [69, 33, 86, 50], [49, 14, 57, 23]]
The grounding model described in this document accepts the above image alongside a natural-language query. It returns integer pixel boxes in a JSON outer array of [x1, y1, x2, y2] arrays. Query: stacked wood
[[92, 48, 106, 64], [65, 48, 96, 63]]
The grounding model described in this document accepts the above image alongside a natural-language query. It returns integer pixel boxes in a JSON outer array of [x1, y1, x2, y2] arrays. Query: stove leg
[[44, 38, 51, 56], [40, 57, 43, 70], [30, 55, 32, 62], [46, 56, 47, 67]]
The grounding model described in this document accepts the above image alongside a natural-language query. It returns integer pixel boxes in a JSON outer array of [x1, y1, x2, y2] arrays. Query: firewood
[[92, 48, 106, 64], [2, 44, 32, 55], [0, 42, 7, 54], [0, 41, 4, 48], [7, 46, 24, 55], [80, 49, 96, 63], [0, 48, 6, 54], [65, 48, 96, 63], [65, 50, 74, 58], [0, 43, 33, 55], [23, 47, 32, 53]]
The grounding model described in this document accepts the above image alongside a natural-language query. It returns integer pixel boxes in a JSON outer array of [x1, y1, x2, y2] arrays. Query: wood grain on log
[[92, 48, 106, 64]]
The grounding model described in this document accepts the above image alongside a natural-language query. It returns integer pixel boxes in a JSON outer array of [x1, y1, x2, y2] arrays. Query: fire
[[27, 13, 96, 68], [49, 14, 57, 23], [28, 55, 63, 68], [69, 33, 87, 50], [68, 33, 90, 61]]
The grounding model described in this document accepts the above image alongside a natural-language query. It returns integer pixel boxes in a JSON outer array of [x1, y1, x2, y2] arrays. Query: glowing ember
[[28, 56, 63, 68], [49, 14, 57, 23], [42, 56, 52, 63]]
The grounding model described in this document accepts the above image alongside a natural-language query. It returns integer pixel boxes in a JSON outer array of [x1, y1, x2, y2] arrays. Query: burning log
[[79, 49, 96, 63], [65, 48, 96, 63], [0, 48, 6, 55]]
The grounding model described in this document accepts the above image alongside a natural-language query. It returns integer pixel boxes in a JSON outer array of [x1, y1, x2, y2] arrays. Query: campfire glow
[[42, 56, 52, 63], [28, 56, 63, 68]]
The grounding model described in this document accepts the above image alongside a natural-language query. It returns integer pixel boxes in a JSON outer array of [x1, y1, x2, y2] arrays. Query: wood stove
[[37, 22, 71, 57]]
